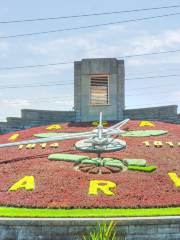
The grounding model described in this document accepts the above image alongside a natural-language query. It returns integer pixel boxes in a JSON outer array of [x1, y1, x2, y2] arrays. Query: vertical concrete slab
[[74, 58, 125, 122]]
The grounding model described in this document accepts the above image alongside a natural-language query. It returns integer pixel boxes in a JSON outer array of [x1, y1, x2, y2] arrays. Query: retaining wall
[[21, 109, 75, 122], [0, 109, 76, 134], [124, 105, 179, 123], [0, 217, 180, 240], [0, 105, 179, 134]]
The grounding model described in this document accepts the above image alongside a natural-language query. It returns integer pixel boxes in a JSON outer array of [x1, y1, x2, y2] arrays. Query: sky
[[0, 0, 180, 121]]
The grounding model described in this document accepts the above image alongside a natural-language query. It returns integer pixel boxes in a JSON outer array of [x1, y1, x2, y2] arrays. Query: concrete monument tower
[[74, 58, 125, 122]]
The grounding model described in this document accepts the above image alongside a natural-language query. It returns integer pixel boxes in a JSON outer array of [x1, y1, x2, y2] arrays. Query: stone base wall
[[0, 105, 179, 134], [21, 109, 75, 122], [0, 109, 76, 134], [0, 217, 180, 240], [124, 105, 180, 124]]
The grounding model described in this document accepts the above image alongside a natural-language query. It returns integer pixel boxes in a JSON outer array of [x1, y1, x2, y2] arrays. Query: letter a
[[139, 121, 155, 127], [88, 180, 116, 196], [9, 176, 35, 191], [8, 133, 19, 141], [168, 173, 180, 187], [46, 124, 61, 130]]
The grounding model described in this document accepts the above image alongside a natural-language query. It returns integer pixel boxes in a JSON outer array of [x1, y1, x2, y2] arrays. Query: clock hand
[[0, 113, 130, 149], [106, 118, 130, 131], [0, 132, 96, 148]]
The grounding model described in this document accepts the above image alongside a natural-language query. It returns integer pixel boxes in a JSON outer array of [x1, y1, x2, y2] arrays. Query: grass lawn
[[0, 207, 180, 218]]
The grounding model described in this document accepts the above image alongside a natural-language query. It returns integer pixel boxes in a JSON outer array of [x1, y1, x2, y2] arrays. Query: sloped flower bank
[[0, 120, 179, 209]]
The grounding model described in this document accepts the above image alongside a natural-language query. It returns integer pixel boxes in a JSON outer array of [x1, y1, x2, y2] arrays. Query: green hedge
[[48, 154, 88, 163], [128, 165, 157, 172], [123, 159, 146, 167]]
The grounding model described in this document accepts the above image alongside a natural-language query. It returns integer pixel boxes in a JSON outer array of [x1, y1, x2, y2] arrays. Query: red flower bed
[[0, 120, 179, 209]]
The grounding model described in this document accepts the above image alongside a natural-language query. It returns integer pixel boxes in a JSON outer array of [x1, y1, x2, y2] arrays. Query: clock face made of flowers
[[0, 117, 179, 209]]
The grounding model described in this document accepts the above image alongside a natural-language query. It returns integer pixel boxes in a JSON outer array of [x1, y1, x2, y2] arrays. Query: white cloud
[[28, 27, 180, 68], [129, 29, 180, 54], [0, 71, 46, 80], [0, 25, 179, 119], [1, 99, 31, 107], [0, 41, 8, 50], [0, 99, 31, 120], [29, 25, 127, 60], [0, 40, 9, 57], [127, 53, 180, 66], [54, 99, 73, 105], [174, 91, 180, 100], [0, 66, 73, 84]]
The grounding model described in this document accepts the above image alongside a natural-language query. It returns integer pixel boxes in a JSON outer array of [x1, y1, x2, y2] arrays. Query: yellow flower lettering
[[139, 121, 155, 127], [168, 173, 180, 187], [46, 124, 62, 130], [9, 176, 35, 191], [88, 180, 116, 196]]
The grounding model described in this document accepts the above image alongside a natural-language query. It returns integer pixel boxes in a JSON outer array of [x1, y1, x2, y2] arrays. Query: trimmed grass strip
[[121, 130, 167, 137], [128, 165, 157, 172], [123, 159, 146, 167], [0, 207, 180, 218], [48, 153, 88, 163]]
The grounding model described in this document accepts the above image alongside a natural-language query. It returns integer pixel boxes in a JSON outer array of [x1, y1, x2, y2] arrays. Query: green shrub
[[48, 153, 88, 163], [82, 221, 118, 240], [104, 160, 124, 169], [81, 159, 99, 166], [128, 165, 157, 172], [123, 159, 146, 167], [121, 130, 167, 137]]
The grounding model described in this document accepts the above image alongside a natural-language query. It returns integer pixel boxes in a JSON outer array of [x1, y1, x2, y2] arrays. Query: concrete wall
[[74, 58, 125, 122], [124, 105, 179, 123], [0, 109, 75, 134], [0, 105, 180, 134], [0, 105, 179, 134], [176, 113, 180, 123], [0, 217, 180, 240], [21, 109, 75, 122]]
